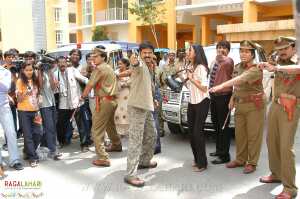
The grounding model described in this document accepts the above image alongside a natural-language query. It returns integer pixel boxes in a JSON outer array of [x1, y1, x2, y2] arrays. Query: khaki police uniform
[[233, 41, 266, 166], [266, 37, 300, 195], [87, 62, 121, 160]]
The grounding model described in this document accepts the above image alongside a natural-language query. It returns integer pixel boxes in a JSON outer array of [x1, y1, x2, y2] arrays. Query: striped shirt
[[186, 64, 209, 104], [209, 62, 219, 88]]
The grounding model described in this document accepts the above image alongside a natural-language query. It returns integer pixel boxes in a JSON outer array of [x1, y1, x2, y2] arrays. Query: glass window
[[69, 33, 77, 43], [82, 0, 92, 25], [54, 8, 62, 22], [69, 13, 76, 23], [68, 0, 75, 2], [56, 30, 63, 44]]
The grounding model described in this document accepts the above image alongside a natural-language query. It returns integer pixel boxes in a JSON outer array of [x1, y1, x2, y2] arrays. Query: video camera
[[36, 49, 56, 71], [11, 58, 25, 74]]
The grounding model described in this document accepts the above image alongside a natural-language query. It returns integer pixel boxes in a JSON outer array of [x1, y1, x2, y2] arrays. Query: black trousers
[[187, 98, 210, 169], [57, 107, 90, 147], [18, 111, 42, 161], [56, 109, 73, 145], [210, 93, 232, 160]]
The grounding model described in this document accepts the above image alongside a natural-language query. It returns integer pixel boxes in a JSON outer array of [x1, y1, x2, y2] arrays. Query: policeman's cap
[[169, 49, 176, 55], [239, 40, 256, 50], [274, 36, 296, 50]]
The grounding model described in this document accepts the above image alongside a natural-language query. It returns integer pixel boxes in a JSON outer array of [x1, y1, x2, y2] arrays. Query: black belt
[[210, 92, 232, 97]]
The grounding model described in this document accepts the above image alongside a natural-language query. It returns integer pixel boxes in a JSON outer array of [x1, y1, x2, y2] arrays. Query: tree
[[92, 26, 109, 41], [129, 0, 166, 48]]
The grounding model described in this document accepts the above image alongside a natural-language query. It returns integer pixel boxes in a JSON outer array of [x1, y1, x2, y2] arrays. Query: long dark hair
[[20, 63, 39, 89], [119, 58, 130, 69], [190, 44, 209, 74]]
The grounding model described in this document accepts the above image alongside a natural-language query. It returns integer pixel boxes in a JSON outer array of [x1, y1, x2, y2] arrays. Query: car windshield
[[47, 50, 122, 69]]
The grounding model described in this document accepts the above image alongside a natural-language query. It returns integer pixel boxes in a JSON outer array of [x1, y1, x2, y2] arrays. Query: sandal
[[193, 167, 207, 172], [124, 177, 145, 187], [29, 160, 39, 168]]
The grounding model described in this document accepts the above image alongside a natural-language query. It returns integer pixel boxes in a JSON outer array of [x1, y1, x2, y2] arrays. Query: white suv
[[161, 43, 272, 134]]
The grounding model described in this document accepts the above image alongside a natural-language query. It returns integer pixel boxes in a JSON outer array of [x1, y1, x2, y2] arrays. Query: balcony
[[96, 8, 128, 26], [176, 0, 244, 14]]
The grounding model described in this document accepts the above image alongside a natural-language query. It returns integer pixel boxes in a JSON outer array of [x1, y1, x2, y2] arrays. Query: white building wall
[[0, 0, 35, 52], [105, 24, 129, 41]]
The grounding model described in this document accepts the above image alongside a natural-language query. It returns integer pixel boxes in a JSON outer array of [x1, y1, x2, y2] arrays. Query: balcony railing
[[177, 0, 240, 6], [177, 0, 192, 6], [96, 8, 128, 23]]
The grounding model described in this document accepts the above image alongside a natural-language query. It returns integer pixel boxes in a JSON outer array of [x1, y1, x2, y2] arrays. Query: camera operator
[[2, 50, 19, 151], [31, 51, 61, 161]]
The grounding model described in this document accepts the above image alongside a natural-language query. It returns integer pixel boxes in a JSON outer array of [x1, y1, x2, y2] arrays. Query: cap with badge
[[169, 49, 176, 55], [239, 40, 256, 50], [274, 36, 296, 50]]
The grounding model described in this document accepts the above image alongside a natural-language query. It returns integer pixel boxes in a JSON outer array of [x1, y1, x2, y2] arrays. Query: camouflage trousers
[[126, 106, 156, 178]]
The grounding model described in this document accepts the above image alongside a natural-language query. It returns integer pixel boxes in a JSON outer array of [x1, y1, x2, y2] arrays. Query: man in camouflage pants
[[124, 42, 157, 187]]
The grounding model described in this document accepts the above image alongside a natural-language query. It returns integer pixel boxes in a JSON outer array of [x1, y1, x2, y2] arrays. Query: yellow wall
[[128, 0, 176, 48], [76, 0, 83, 42], [45, 0, 58, 50], [0, 0, 35, 52]]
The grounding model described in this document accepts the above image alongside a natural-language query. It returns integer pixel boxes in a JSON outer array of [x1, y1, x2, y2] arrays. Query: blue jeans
[[40, 106, 57, 154], [18, 111, 42, 161], [0, 105, 21, 166]]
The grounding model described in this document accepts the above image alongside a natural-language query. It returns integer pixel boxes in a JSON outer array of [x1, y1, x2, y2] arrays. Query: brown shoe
[[124, 177, 145, 187], [226, 160, 244, 168], [92, 159, 110, 167], [138, 161, 158, 170], [243, 164, 256, 174], [105, 144, 122, 152], [0, 165, 5, 177], [259, 175, 281, 183], [276, 191, 297, 199]]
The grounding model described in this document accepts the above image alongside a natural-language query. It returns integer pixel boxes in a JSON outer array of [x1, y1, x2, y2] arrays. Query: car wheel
[[167, 122, 181, 134]]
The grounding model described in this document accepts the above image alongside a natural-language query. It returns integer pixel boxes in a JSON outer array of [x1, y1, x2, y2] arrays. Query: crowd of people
[[0, 37, 300, 198]]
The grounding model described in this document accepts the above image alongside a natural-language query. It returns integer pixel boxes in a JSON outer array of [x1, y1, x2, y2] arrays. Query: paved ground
[[1, 123, 300, 199]]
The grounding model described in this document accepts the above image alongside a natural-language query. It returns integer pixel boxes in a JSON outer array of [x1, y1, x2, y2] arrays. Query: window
[[68, 0, 75, 2], [69, 13, 76, 23], [55, 8, 62, 22], [0, 30, 2, 42], [56, 30, 63, 44], [69, 33, 77, 43], [82, 0, 92, 25]]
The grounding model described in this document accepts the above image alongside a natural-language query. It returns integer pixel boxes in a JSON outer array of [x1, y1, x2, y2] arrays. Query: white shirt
[[186, 64, 209, 104]]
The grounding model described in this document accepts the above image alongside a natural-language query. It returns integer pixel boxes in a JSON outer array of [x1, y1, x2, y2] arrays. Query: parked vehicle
[[47, 41, 132, 69], [161, 43, 272, 134]]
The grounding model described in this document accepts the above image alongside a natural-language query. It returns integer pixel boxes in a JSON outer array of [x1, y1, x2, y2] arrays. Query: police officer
[[159, 50, 178, 89], [210, 40, 266, 174], [81, 48, 122, 167], [175, 48, 186, 72], [258, 37, 300, 199]]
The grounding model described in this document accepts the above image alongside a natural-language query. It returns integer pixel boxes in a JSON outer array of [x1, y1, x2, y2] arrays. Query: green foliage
[[129, 0, 166, 47], [129, 0, 166, 25], [92, 26, 109, 41]]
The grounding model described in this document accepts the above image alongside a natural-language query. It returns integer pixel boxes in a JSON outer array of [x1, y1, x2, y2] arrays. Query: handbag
[[33, 112, 43, 125]]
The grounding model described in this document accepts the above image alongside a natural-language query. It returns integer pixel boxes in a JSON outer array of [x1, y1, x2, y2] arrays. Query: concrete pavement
[[1, 124, 300, 199]]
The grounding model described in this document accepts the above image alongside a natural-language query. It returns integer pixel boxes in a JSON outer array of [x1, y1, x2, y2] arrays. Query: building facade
[[0, 0, 76, 52], [76, 0, 295, 52]]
